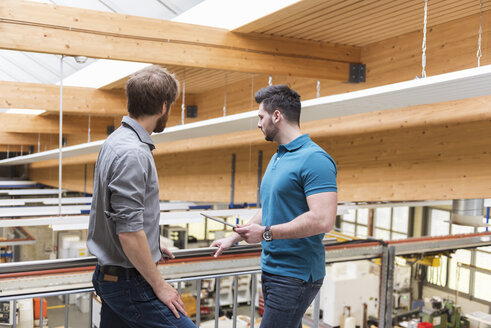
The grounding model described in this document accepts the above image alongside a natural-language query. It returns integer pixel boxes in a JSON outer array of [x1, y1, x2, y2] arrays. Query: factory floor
[[45, 295, 91, 328]]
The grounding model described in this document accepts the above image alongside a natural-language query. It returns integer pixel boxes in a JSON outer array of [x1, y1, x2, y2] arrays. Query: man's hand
[[154, 280, 188, 318], [119, 231, 185, 319], [159, 236, 175, 263], [210, 235, 239, 258], [234, 223, 264, 243]]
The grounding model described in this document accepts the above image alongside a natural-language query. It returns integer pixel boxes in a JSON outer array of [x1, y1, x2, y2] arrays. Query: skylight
[[0, 108, 46, 115], [61, 59, 151, 89], [172, 0, 300, 30]]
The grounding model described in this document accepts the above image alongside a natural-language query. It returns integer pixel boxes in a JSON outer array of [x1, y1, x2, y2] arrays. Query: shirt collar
[[121, 116, 155, 151], [279, 134, 310, 152]]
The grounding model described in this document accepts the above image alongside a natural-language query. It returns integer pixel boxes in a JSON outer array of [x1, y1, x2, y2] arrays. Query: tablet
[[200, 213, 237, 228]]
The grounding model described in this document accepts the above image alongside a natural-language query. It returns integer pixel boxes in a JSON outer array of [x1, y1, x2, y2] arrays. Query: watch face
[[263, 230, 272, 241]]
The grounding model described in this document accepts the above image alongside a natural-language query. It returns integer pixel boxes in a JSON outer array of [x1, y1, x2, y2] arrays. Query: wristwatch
[[262, 225, 273, 241]]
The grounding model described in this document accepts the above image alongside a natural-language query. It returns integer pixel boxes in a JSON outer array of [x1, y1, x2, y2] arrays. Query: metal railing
[[0, 269, 322, 328], [4, 234, 489, 327]]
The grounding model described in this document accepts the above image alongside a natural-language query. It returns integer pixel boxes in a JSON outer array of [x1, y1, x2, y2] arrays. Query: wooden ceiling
[[235, 0, 491, 46], [102, 65, 253, 94], [1, 0, 490, 151]]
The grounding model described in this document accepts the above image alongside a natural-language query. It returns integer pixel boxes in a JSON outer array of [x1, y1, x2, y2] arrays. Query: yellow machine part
[[405, 255, 441, 267]]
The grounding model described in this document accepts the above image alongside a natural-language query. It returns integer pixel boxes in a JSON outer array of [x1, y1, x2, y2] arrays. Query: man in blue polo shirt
[[211, 84, 337, 328]]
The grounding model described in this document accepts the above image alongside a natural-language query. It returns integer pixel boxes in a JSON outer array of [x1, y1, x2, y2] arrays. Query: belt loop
[[125, 268, 130, 281]]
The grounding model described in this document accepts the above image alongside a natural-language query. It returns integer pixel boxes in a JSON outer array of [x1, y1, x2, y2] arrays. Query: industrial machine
[[163, 225, 188, 249], [0, 301, 13, 325], [422, 298, 469, 328]]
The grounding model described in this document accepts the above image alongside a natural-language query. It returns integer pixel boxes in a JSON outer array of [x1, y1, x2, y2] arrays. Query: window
[[447, 249, 471, 293], [374, 207, 409, 240], [429, 209, 450, 236], [474, 245, 491, 302], [427, 208, 491, 302], [339, 208, 369, 238], [339, 206, 409, 240]]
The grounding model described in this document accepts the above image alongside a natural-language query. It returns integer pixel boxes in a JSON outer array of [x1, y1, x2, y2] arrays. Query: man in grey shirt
[[87, 65, 196, 328]]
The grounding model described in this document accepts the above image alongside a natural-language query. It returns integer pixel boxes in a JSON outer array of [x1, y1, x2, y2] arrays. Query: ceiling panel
[[235, 0, 491, 46]]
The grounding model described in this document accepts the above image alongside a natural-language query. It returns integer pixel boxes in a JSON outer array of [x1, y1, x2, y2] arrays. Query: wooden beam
[[0, 81, 126, 115], [0, 145, 22, 152], [0, 114, 115, 135], [0, 0, 359, 63], [0, 0, 358, 80], [0, 132, 58, 146]]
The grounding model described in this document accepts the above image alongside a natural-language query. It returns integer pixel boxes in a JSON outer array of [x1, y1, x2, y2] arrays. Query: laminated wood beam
[[0, 81, 126, 116], [0, 114, 115, 135], [0, 0, 359, 80], [0, 145, 23, 152], [0, 132, 58, 146]]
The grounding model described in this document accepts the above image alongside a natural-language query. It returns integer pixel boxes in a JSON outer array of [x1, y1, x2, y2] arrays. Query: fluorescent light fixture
[[172, 0, 300, 30], [2, 64, 491, 166], [62, 59, 151, 89], [0, 108, 46, 115]]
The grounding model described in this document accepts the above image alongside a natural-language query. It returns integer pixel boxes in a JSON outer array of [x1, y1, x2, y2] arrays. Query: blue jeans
[[92, 265, 196, 328], [260, 271, 323, 328]]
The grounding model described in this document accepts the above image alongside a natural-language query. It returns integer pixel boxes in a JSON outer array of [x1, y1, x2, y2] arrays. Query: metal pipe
[[65, 293, 69, 328], [39, 296, 44, 328], [58, 55, 64, 218], [385, 246, 395, 327], [233, 275, 238, 328], [12, 300, 16, 328], [379, 245, 389, 328], [215, 278, 220, 328], [0, 288, 94, 301], [89, 292, 93, 328], [0, 245, 262, 274], [230, 154, 236, 208], [250, 274, 256, 328], [196, 279, 201, 326]]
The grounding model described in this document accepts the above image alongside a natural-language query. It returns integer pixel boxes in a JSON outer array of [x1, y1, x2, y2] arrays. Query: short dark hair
[[126, 65, 179, 118], [255, 85, 301, 124]]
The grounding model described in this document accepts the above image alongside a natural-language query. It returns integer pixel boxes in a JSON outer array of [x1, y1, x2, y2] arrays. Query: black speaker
[[186, 105, 198, 118]]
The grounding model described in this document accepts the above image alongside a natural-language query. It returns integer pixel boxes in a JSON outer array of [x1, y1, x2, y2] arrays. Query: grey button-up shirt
[[87, 116, 161, 267]]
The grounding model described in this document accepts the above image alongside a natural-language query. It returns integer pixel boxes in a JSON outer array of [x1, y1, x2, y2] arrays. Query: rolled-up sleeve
[[105, 150, 148, 234]]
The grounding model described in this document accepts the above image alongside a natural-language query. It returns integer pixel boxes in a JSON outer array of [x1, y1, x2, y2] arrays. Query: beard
[[263, 125, 278, 142], [153, 112, 168, 133]]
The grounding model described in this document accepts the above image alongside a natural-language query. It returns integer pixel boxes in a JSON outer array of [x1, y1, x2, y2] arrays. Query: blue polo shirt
[[260, 134, 337, 282]]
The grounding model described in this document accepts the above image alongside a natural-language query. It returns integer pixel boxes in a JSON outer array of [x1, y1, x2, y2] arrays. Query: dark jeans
[[92, 265, 196, 328], [260, 271, 323, 328]]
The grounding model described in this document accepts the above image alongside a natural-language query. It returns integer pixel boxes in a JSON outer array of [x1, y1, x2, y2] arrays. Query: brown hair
[[126, 65, 180, 118], [255, 84, 301, 125]]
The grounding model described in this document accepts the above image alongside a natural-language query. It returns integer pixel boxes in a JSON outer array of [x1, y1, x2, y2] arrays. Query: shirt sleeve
[[301, 150, 337, 197], [105, 150, 148, 234]]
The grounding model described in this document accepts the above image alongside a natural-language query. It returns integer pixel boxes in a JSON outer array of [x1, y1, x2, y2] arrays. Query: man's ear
[[272, 109, 281, 124], [161, 102, 168, 115]]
